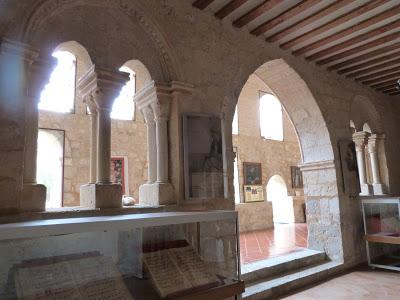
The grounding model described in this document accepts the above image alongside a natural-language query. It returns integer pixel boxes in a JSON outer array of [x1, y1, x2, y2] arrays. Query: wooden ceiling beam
[[355, 66, 400, 82], [306, 20, 400, 61], [295, 5, 400, 56], [250, 0, 321, 36], [281, 0, 389, 50], [388, 91, 400, 95], [328, 42, 400, 70], [317, 32, 400, 65], [193, 0, 215, 10], [376, 83, 397, 91], [233, 0, 281, 28], [267, 0, 354, 42], [346, 58, 400, 78], [371, 80, 398, 89], [215, 0, 250, 19], [381, 87, 398, 93], [338, 51, 400, 74], [362, 71, 400, 85]]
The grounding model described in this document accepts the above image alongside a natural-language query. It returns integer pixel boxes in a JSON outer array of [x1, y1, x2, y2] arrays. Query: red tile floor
[[240, 223, 308, 265]]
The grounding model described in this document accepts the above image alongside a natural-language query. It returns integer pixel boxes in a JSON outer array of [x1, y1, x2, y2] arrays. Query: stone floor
[[283, 269, 400, 299], [240, 223, 308, 264]]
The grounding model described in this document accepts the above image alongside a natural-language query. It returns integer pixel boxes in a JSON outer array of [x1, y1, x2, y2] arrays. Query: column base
[[372, 183, 387, 195], [360, 184, 373, 196], [138, 182, 174, 206], [20, 184, 46, 212], [80, 183, 122, 209]]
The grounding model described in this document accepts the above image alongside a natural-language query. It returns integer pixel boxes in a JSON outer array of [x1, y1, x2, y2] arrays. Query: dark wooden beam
[[371, 80, 398, 89], [328, 42, 400, 71], [251, 0, 320, 36], [376, 84, 397, 91], [355, 66, 400, 82], [193, 0, 215, 10], [362, 71, 400, 85], [381, 87, 398, 93], [233, 0, 281, 28], [338, 51, 400, 74], [307, 20, 400, 61], [281, 0, 388, 50], [267, 0, 354, 42], [317, 32, 400, 65], [294, 5, 400, 56], [215, 0, 250, 19], [347, 58, 400, 78], [388, 91, 400, 95]]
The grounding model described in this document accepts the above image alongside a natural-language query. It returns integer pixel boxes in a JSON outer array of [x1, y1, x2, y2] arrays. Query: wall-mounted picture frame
[[243, 162, 262, 185], [338, 139, 360, 197], [111, 156, 129, 195], [291, 166, 303, 189], [183, 113, 227, 200], [243, 185, 264, 202]]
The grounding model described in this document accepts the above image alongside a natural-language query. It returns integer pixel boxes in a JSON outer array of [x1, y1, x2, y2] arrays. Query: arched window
[[111, 66, 136, 120], [259, 93, 283, 141], [232, 106, 239, 135], [38, 51, 76, 113]]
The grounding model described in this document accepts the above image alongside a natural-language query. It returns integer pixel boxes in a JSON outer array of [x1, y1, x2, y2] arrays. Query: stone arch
[[350, 95, 383, 133], [19, 0, 180, 83]]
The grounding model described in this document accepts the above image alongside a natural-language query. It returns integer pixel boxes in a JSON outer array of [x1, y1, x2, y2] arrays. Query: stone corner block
[[80, 183, 122, 209], [372, 183, 387, 195], [139, 182, 174, 206], [20, 184, 46, 212]]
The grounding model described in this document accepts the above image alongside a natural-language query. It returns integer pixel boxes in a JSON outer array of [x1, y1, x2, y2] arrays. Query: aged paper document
[[15, 256, 133, 300]]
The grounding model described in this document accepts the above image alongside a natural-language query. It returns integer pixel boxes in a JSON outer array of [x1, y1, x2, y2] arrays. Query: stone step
[[242, 261, 342, 300], [241, 249, 326, 284]]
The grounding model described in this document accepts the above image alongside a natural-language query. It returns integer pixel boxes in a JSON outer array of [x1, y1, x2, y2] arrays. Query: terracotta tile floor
[[240, 223, 308, 265], [283, 269, 400, 299]]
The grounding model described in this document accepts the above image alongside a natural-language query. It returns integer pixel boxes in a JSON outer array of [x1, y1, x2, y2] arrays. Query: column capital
[[77, 65, 129, 110], [367, 133, 385, 153], [352, 131, 370, 149], [141, 105, 155, 125], [27, 56, 57, 100]]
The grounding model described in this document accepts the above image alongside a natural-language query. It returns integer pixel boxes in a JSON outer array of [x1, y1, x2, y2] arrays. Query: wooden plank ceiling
[[192, 0, 400, 96]]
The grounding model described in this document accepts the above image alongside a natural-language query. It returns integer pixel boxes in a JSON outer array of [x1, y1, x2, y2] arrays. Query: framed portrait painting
[[243, 162, 262, 185], [183, 113, 226, 200], [110, 156, 129, 195], [291, 166, 303, 189]]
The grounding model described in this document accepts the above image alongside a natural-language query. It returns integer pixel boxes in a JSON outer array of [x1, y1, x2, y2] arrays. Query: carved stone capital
[[367, 133, 385, 154], [77, 65, 129, 110], [27, 56, 57, 101], [141, 105, 155, 125], [352, 131, 370, 151], [83, 94, 98, 115]]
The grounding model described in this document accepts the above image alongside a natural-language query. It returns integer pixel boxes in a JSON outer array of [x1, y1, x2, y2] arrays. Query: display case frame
[[361, 198, 400, 272], [0, 210, 244, 300]]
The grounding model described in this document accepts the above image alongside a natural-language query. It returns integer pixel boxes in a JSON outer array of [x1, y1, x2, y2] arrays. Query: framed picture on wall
[[111, 156, 129, 195], [243, 185, 264, 202], [243, 162, 262, 185], [291, 166, 303, 188], [183, 113, 226, 200], [338, 139, 360, 197]]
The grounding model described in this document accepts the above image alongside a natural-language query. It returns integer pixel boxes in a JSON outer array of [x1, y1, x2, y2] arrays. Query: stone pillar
[[142, 106, 157, 183], [367, 134, 386, 195], [352, 131, 373, 196], [84, 97, 98, 184], [78, 65, 129, 208], [134, 81, 173, 205]]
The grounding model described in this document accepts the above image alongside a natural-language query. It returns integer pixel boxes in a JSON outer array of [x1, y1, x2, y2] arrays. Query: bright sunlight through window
[[232, 106, 239, 135], [38, 51, 76, 113], [259, 93, 283, 141], [111, 66, 136, 120]]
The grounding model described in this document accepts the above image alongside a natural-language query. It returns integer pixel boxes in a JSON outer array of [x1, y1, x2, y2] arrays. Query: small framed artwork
[[244, 185, 264, 202], [183, 113, 226, 200], [111, 156, 129, 195], [338, 139, 360, 197], [243, 162, 262, 185], [291, 166, 303, 188]]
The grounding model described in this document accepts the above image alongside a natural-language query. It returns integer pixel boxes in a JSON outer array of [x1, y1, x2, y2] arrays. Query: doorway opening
[[36, 129, 65, 209]]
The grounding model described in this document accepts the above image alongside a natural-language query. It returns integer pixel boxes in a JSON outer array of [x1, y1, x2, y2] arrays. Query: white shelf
[[0, 210, 236, 241]]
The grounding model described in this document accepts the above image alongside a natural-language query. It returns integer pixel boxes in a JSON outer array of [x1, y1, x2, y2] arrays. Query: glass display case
[[362, 198, 400, 271], [0, 210, 244, 299]]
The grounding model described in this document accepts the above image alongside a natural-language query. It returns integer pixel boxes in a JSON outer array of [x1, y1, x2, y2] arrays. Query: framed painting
[[338, 139, 360, 197], [291, 166, 303, 189], [183, 113, 226, 200], [243, 162, 262, 185], [243, 185, 264, 202], [110, 156, 129, 195]]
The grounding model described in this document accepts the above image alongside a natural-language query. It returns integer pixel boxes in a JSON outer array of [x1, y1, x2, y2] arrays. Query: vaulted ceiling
[[192, 0, 400, 96]]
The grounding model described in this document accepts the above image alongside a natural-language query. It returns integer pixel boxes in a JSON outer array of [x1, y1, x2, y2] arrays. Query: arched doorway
[[267, 175, 293, 224]]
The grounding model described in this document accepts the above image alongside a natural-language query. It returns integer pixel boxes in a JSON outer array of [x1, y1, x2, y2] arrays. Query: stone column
[[152, 102, 170, 183], [367, 134, 386, 195], [78, 65, 129, 208], [142, 106, 157, 183], [84, 97, 98, 184], [352, 131, 373, 196]]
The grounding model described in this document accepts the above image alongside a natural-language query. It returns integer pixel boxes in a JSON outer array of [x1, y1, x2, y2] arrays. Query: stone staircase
[[241, 249, 341, 300]]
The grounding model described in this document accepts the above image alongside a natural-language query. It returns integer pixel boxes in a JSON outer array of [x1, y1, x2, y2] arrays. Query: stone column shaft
[[89, 107, 98, 184], [23, 97, 39, 184], [97, 107, 111, 183], [368, 134, 383, 185], [353, 131, 372, 195], [156, 117, 168, 183], [142, 106, 157, 183]]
